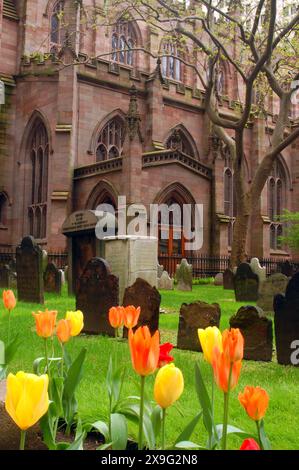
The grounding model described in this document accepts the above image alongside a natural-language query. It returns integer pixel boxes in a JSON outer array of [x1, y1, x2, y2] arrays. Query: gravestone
[[280, 260, 294, 277], [123, 277, 161, 336], [250, 258, 266, 284], [223, 268, 234, 290], [157, 263, 164, 279], [177, 301, 221, 352], [42, 250, 48, 272], [214, 273, 223, 286], [76, 258, 118, 335], [104, 236, 158, 304], [274, 272, 299, 365], [176, 258, 192, 291], [234, 263, 259, 302], [16, 236, 44, 304], [0, 265, 12, 288], [59, 269, 65, 284], [257, 273, 288, 314], [44, 262, 62, 294], [229, 306, 273, 361], [158, 270, 174, 290]]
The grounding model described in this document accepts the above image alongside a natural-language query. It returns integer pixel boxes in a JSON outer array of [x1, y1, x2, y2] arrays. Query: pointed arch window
[[111, 20, 137, 66], [27, 120, 49, 239], [166, 129, 194, 157], [223, 150, 237, 248], [50, 1, 65, 53], [268, 160, 286, 250], [96, 117, 125, 162], [161, 40, 183, 81]]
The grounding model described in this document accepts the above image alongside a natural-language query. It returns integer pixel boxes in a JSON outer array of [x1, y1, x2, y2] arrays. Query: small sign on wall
[[0, 80, 5, 105]]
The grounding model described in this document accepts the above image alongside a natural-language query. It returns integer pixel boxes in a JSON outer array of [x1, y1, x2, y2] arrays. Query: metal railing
[[0, 249, 68, 270]]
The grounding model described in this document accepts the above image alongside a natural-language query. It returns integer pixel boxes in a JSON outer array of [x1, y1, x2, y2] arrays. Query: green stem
[[209, 366, 215, 449], [19, 430, 26, 450], [222, 364, 233, 451], [138, 375, 146, 450], [60, 343, 64, 378], [7, 309, 11, 344], [256, 420, 262, 449], [161, 408, 166, 450], [53, 418, 59, 442], [115, 328, 118, 339], [44, 338, 50, 379]]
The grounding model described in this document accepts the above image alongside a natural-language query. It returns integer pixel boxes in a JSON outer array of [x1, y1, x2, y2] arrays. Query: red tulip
[[240, 438, 260, 450], [158, 342, 174, 367]]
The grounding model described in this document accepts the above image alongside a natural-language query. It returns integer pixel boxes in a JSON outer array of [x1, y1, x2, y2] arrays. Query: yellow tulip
[[154, 363, 184, 409], [5, 371, 49, 431], [65, 310, 84, 336], [198, 326, 223, 364]]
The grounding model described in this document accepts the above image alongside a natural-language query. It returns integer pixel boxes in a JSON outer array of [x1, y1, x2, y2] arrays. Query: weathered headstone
[[44, 262, 62, 294], [280, 260, 294, 278], [16, 236, 44, 304], [229, 306, 273, 361], [157, 263, 164, 279], [176, 258, 192, 291], [214, 273, 223, 286], [59, 269, 65, 284], [76, 258, 118, 335], [177, 301, 221, 352], [274, 272, 299, 365], [0, 265, 12, 288], [42, 250, 48, 272], [250, 258, 266, 284], [104, 236, 158, 304], [234, 263, 259, 302], [223, 268, 234, 290], [123, 277, 161, 336], [257, 273, 288, 314], [158, 271, 174, 290]]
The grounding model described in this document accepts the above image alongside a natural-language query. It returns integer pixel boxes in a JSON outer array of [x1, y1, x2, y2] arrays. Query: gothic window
[[224, 151, 237, 248], [161, 41, 183, 81], [111, 20, 137, 66], [216, 68, 225, 95], [166, 130, 194, 157], [96, 117, 125, 162], [268, 160, 286, 250], [0, 193, 8, 226], [27, 120, 49, 239], [50, 0, 65, 53]]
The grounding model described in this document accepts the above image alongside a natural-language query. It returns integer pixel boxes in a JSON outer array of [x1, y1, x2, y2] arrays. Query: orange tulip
[[238, 386, 269, 421], [3, 290, 16, 311], [108, 306, 124, 329], [56, 319, 72, 344], [123, 305, 140, 329], [129, 326, 159, 376], [32, 309, 57, 338], [222, 328, 244, 363], [212, 346, 242, 393]]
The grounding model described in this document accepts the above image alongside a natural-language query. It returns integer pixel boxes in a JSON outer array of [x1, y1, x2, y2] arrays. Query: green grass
[[1, 284, 299, 450]]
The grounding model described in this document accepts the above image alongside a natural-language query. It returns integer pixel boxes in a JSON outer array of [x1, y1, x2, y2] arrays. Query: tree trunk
[[230, 208, 250, 267]]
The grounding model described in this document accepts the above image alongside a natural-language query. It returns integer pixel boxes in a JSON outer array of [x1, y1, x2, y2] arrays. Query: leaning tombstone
[[230, 306, 273, 361], [274, 272, 299, 366], [16, 236, 44, 304], [176, 258, 192, 291], [158, 270, 174, 290], [123, 278, 161, 336], [76, 258, 118, 336], [177, 301, 221, 352], [250, 258, 266, 284], [234, 263, 259, 302], [44, 262, 62, 294], [257, 273, 288, 314]]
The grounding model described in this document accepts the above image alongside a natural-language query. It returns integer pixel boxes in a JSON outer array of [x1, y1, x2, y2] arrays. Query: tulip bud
[[3, 290, 16, 311], [108, 306, 124, 329], [154, 363, 184, 409], [56, 319, 72, 344], [32, 309, 57, 338], [198, 326, 222, 364], [65, 310, 84, 336], [123, 305, 140, 329], [240, 438, 260, 450], [129, 326, 159, 376]]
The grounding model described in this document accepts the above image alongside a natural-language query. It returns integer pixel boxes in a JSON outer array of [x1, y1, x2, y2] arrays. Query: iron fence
[[0, 249, 68, 270]]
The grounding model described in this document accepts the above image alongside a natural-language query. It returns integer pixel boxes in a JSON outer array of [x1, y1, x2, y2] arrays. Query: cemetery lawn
[[1, 285, 299, 450]]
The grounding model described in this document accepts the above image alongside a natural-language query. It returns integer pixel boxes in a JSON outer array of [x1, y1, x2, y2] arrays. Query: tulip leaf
[[215, 424, 255, 440], [143, 410, 156, 450], [66, 432, 86, 450], [259, 419, 271, 450], [5, 335, 21, 364], [174, 411, 202, 445], [0, 341, 5, 365], [110, 413, 128, 450], [63, 347, 87, 399], [33, 357, 46, 375], [151, 405, 163, 438], [175, 440, 206, 450], [194, 363, 213, 437], [40, 410, 57, 450], [97, 442, 113, 450], [91, 420, 110, 442]]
